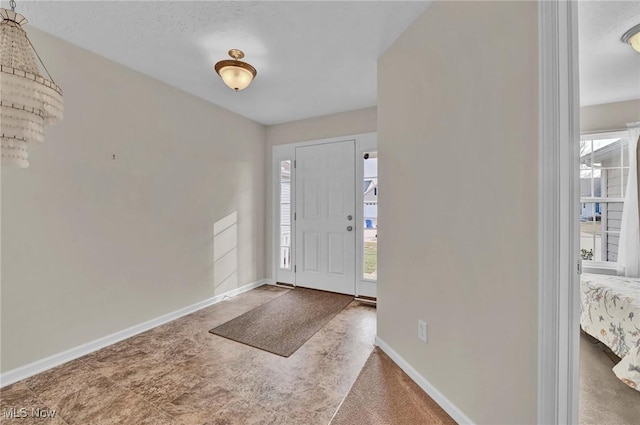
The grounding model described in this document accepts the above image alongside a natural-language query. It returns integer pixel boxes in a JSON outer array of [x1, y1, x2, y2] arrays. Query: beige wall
[[1, 29, 266, 372], [581, 99, 640, 133], [377, 2, 538, 424], [264, 107, 376, 279], [266, 107, 377, 147]]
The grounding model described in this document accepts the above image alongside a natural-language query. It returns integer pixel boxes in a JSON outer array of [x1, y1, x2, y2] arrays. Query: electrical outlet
[[418, 319, 428, 343]]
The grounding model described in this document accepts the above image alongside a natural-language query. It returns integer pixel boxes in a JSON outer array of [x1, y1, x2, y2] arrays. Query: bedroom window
[[580, 132, 628, 265]]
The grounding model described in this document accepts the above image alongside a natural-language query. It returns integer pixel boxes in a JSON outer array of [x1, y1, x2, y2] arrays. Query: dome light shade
[[0, 6, 63, 168], [214, 49, 257, 92], [217, 65, 254, 91], [622, 23, 640, 53]]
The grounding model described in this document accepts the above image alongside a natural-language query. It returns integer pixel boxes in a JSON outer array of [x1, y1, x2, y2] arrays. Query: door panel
[[328, 176, 346, 217], [303, 177, 319, 219], [303, 232, 319, 272], [327, 232, 346, 275], [295, 141, 355, 294]]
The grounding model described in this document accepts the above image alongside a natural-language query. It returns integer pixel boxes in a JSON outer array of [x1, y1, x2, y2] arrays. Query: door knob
[[347, 226, 353, 231]]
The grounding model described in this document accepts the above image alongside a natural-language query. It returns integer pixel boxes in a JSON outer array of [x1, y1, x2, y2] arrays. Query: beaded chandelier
[[1, 0, 63, 168]]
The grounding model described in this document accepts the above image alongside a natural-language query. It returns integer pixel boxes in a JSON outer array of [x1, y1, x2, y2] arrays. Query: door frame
[[356, 136, 378, 297], [538, 1, 581, 424], [271, 132, 377, 297]]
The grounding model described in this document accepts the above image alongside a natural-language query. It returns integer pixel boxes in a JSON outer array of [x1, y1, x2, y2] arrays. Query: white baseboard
[[375, 336, 475, 425], [0, 279, 269, 388]]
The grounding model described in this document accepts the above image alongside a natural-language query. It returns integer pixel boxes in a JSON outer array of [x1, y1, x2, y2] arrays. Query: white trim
[[271, 132, 377, 295], [0, 279, 269, 388], [356, 280, 376, 299], [356, 136, 378, 298], [538, 1, 580, 424], [582, 264, 622, 276], [580, 197, 625, 203], [580, 130, 628, 141], [272, 150, 296, 285], [375, 337, 474, 425]]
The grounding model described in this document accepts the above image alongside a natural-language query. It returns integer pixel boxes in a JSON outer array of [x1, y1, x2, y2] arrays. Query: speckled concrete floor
[[0, 285, 377, 425], [12, 285, 637, 425]]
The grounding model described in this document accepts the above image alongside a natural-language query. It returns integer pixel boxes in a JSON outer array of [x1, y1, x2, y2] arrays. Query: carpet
[[209, 287, 353, 357], [579, 333, 640, 425], [330, 347, 457, 425]]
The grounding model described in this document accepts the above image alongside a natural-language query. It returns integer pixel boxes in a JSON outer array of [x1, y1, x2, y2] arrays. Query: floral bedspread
[[580, 273, 640, 391]]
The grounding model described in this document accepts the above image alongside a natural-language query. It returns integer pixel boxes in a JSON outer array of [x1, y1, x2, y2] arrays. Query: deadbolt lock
[[347, 215, 353, 221]]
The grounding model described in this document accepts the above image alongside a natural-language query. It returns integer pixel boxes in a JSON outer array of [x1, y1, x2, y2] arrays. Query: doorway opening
[[577, 132, 640, 424], [575, 2, 640, 423], [272, 133, 378, 298]]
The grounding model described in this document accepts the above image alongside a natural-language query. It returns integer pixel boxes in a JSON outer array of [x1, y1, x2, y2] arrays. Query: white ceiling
[[15, 1, 635, 120], [13, 1, 430, 125], [578, 1, 640, 106]]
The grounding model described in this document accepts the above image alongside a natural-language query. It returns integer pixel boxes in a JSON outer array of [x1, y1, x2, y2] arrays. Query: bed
[[580, 273, 640, 392]]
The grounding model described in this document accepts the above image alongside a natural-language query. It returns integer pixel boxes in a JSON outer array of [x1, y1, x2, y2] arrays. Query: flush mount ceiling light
[[622, 23, 640, 53], [0, 0, 64, 168], [214, 49, 257, 92]]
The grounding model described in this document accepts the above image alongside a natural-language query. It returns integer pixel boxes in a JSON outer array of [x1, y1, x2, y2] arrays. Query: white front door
[[295, 141, 356, 295]]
